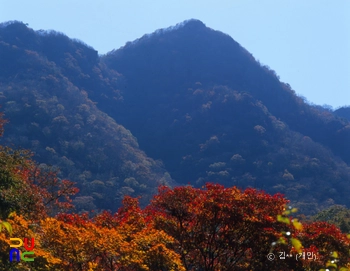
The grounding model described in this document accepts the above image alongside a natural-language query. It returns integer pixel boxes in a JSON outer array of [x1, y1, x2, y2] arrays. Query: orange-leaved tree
[[147, 183, 291, 270], [33, 196, 184, 271], [0, 213, 61, 271]]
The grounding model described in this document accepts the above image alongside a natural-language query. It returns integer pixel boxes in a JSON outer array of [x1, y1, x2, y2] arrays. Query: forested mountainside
[[0, 21, 172, 212], [102, 19, 350, 165], [101, 19, 350, 214], [0, 20, 349, 214]]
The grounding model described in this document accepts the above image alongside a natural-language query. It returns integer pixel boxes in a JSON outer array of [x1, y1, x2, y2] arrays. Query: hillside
[[0, 21, 172, 212], [100, 19, 350, 214], [0, 20, 350, 214], [102, 19, 350, 164]]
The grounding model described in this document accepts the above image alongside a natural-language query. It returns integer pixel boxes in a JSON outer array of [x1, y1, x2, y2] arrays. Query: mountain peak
[[152, 18, 206, 34], [176, 19, 206, 29], [110, 19, 209, 52]]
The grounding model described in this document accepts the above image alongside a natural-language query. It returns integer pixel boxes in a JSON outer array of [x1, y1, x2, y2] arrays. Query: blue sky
[[1, 0, 349, 108]]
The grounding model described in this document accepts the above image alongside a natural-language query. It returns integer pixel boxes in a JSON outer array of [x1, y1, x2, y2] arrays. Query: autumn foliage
[[1, 182, 350, 270], [0, 115, 350, 270]]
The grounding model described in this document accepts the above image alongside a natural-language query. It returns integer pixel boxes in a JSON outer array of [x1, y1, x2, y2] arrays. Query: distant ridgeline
[[1, 20, 350, 214]]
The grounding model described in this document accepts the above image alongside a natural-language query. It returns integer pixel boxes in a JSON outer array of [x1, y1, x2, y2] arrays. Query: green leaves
[[0, 221, 12, 235], [277, 214, 290, 224], [282, 207, 298, 216], [292, 218, 303, 231], [290, 238, 302, 253]]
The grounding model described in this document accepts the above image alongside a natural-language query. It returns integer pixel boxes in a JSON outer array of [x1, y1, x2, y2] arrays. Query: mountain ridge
[[103, 19, 350, 166], [0, 19, 349, 214], [0, 20, 173, 212], [101, 19, 350, 213]]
